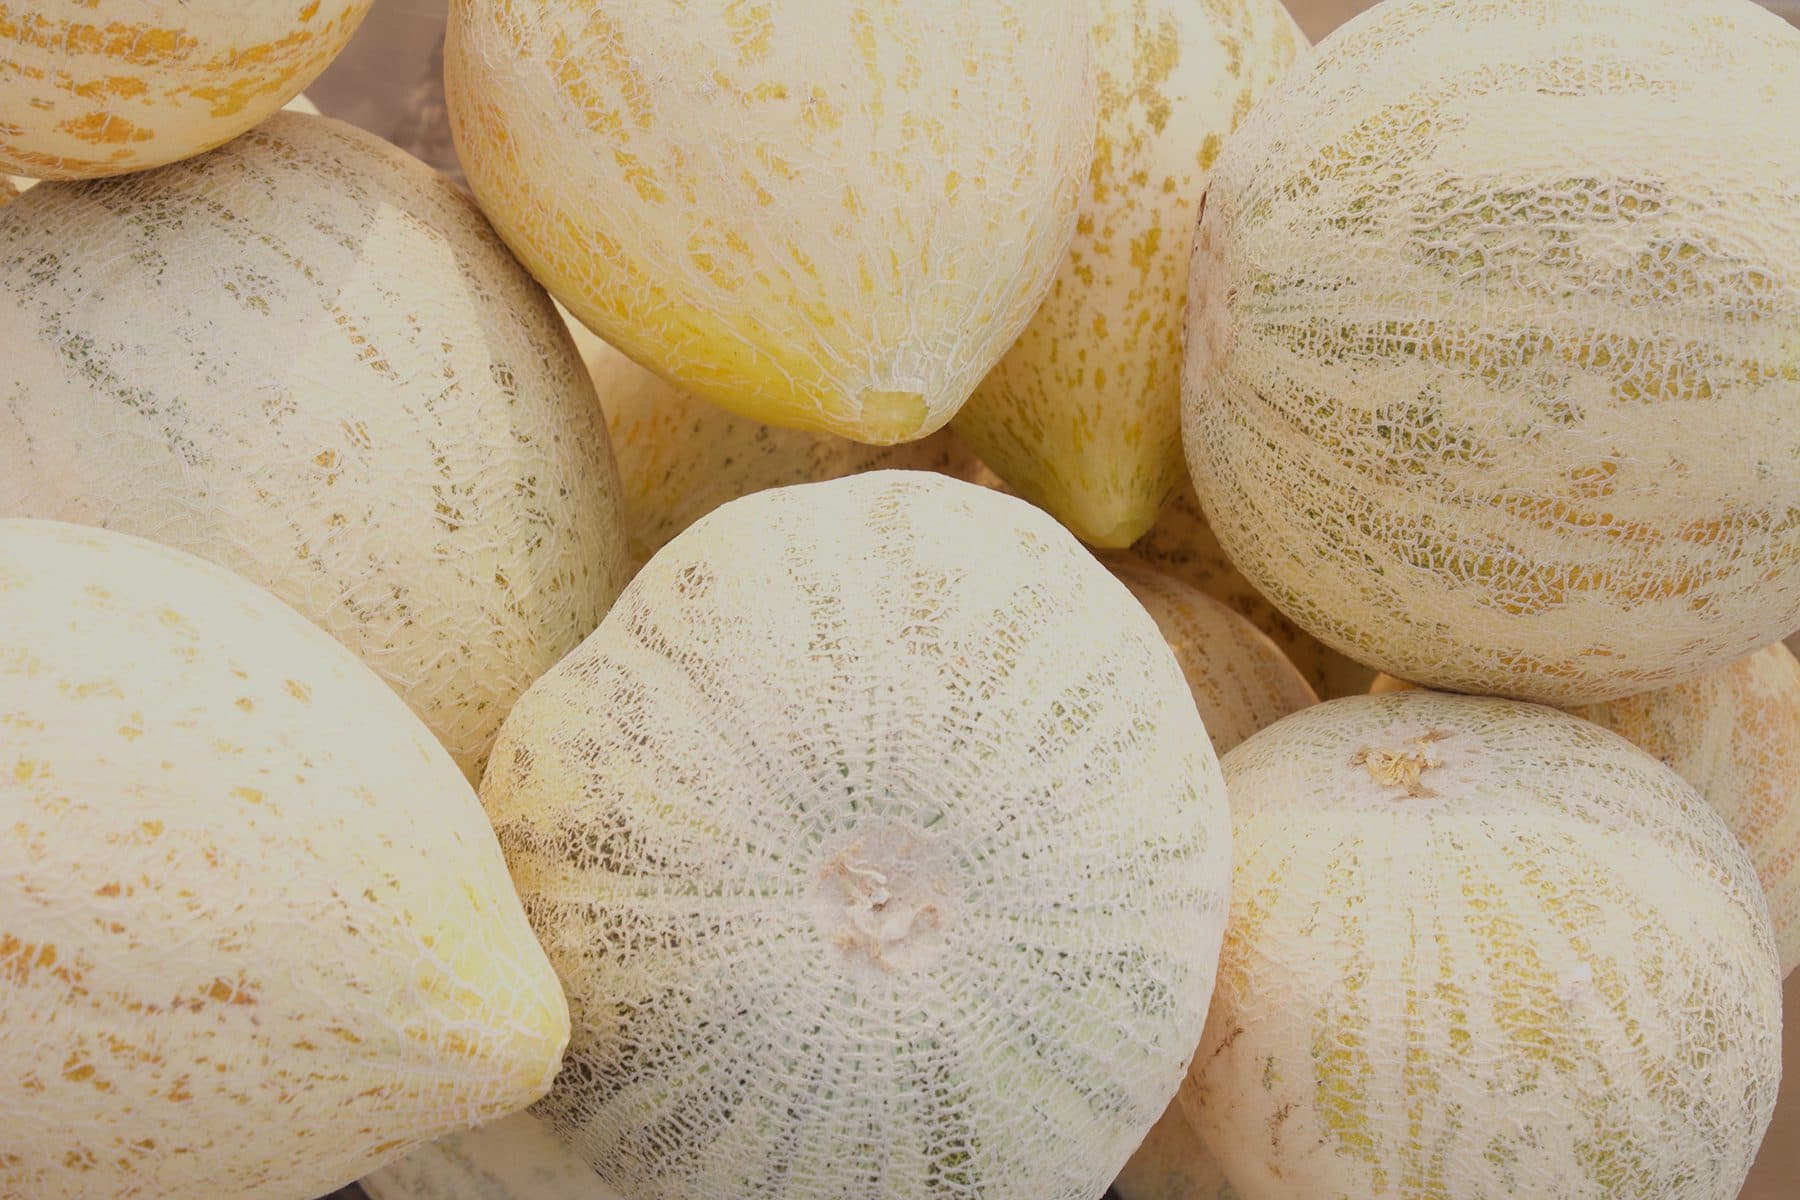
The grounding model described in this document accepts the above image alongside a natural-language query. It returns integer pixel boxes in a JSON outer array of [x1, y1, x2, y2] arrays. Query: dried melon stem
[[1350, 729, 1452, 798]]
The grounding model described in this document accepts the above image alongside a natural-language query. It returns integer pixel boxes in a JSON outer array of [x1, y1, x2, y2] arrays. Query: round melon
[[0, 518, 569, 1200], [445, 0, 1094, 444], [1373, 641, 1800, 977], [955, 0, 1305, 547], [0, 111, 630, 783], [0, 1, 370, 180], [363, 1114, 623, 1200], [1186, 692, 1782, 1200], [481, 470, 1231, 1200], [1182, 0, 1800, 704]]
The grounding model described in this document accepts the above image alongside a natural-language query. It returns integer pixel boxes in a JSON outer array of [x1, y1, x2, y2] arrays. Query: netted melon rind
[[362, 1113, 624, 1200]]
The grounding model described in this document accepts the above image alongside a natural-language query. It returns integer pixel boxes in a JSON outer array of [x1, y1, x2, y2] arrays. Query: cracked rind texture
[[956, 0, 1304, 548], [1181, 0, 1800, 705], [0, 112, 631, 784], [0, 1, 371, 179], [363, 1113, 624, 1200], [0, 519, 570, 1200], [587, 332, 991, 565], [1186, 692, 1782, 1200], [444, 0, 1094, 445], [1373, 642, 1800, 977], [481, 470, 1231, 1200]]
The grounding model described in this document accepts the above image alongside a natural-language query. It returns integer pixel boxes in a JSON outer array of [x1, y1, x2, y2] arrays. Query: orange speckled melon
[[0, 1, 370, 180]]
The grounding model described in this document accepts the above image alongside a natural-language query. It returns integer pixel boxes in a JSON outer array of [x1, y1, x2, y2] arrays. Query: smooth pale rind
[[0, 519, 569, 1200], [1113, 1106, 1235, 1200], [0, 1, 370, 179], [1373, 642, 1800, 977], [0, 112, 631, 783], [363, 1114, 624, 1200], [1188, 692, 1781, 1200], [956, 0, 1304, 547], [1182, 0, 1800, 704], [483, 470, 1231, 1200], [446, 0, 1094, 444]]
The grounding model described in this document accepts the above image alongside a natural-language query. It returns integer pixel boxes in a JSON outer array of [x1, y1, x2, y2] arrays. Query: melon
[[0, 518, 569, 1200], [0, 1, 370, 180], [1186, 692, 1782, 1200], [363, 1114, 624, 1200], [954, 0, 1305, 547], [1373, 641, 1800, 977], [0, 112, 630, 783], [481, 470, 1230, 1200], [1182, 0, 1800, 704], [444, 0, 1094, 444], [0, 176, 14, 206]]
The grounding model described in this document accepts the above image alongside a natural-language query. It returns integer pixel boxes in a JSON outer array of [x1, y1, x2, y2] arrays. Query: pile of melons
[[1, 2, 1794, 1200]]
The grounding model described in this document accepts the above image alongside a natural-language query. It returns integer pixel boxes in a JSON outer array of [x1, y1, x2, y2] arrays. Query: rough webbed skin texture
[[587, 333, 991, 565], [0, 113, 631, 783], [0, 1, 370, 179], [1113, 1105, 1236, 1200], [481, 471, 1232, 1200], [0, 520, 570, 1200], [445, 0, 1094, 445], [955, 0, 1304, 547], [363, 1113, 625, 1200], [1182, 0, 1800, 704], [1187, 693, 1782, 1200], [1374, 642, 1800, 977]]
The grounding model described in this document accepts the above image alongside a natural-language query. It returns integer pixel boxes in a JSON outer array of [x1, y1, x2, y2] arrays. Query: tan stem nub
[[1351, 730, 1452, 798]]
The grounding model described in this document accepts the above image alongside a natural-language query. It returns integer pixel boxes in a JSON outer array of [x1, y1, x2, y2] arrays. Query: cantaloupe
[[0, 2, 370, 179], [1373, 641, 1800, 977], [444, 0, 1094, 444], [363, 1114, 624, 1200], [0, 518, 569, 1200], [481, 470, 1230, 1200], [0, 112, 630, 783], [1186, 692, 1782, 1200], [954, 0, 1305, 547], [1182, 0, 1800, 705]]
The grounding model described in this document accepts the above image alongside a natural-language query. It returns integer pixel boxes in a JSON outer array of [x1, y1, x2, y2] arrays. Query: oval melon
[[445, 0, 1094, 444], [0, 518, 568, 1200], [0, 112, 630, 783], [482, 470, 1230, 1200], [0, 1, 370, 179], [363, 1114, 623, 1200], [1187, 692, 1781, 1200], [1182, 0, 1800, 704], [955, 0, 1305, 547]]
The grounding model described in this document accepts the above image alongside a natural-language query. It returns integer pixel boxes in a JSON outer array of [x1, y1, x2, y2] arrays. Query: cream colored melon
[[363, 1114, 624, 1200], [0, 1, 369, 179], [0, 112, 630, 783], [955, 0, 1304, 547], [1186, 692, 1782, 1200], [0, 519, 569, 1200], [482, 470, 1230, 1200], [445, 0, 1094, 444], [1373, 642, 1800, 977], [1182, 0, 1800, 704]]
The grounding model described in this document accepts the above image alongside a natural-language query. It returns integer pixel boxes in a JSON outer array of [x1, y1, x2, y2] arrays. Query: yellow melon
[[444, 0, 1094, 444], [0, 1, 370, 179], [1182, 0, 1800, 704], [0, 519, 568, 1200], [363, 1114, 624, 1200], [955, 0, 1305, 547], [1186, 692, 1781, 1200]]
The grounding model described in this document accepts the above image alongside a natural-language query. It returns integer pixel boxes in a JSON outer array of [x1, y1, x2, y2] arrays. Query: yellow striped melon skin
[[1182, 0, 1800, 705], [1374, 642, 1800, 977], [0, 519, 569, 1200], [363, 1114, 624, 1200], [0, 1, 370, 179], [0, 112, 630, 784], [1186, 693, 1781, 1200], [956, 0, 1305, 548], [444, 0, 1094, 444]]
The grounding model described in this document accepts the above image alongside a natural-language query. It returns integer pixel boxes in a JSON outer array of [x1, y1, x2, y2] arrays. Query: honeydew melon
[[0, 519, 569, 1200], [0, 112, 630, 784], [362, 1114, 624, 1200], [955, 0, 1305, 547], [0, 1, 370, 179], [1182, 0, 1800, 704], [445, 0, 1094, 444], [1187, 692, 1782, 1200], [482, 470, 1231, 1200]]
